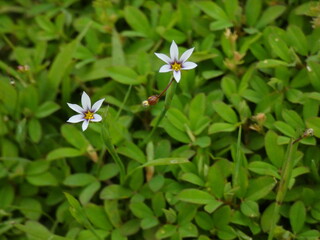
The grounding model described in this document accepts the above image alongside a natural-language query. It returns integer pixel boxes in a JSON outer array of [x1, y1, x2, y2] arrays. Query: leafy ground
[[1, 0, 320, 239]]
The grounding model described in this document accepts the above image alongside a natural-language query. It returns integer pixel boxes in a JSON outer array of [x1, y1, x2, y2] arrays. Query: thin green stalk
[[101, 112, 126, 184], [268, 139, 298, 240], [233, 125, 242, 189], [116, 84, 132, 120], [141, 77, 176, 146]]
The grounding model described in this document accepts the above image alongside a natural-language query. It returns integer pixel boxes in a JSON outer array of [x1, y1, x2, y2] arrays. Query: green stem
[[233, 125, 242, 189], [268, 139, 297, 240], [116, 85, 132, 120], [101, 119, 126, 184], [140, 77, 176, 146]]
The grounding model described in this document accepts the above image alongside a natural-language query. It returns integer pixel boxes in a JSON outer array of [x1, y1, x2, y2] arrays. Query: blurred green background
[[1, 0, 320, 239]]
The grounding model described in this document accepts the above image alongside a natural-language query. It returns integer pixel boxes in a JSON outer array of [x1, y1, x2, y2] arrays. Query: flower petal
[[173, 70, 181, 82], [82, 120, 90, 131], [67, 103, 83, 113], [170, 40, 179, 61], [179, 47, 195, 63], [182, 61, 197, 70], [154, 53, 171, 64], [67, 114, 84, 123], [81, 91, 91, 111], [159, 64, 172, 73], [91, 114, 102, 122], [91, 98, 104, 112]]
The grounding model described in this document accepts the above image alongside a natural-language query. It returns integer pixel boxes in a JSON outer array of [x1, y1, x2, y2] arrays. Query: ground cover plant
[[1, 0, 320, 239]]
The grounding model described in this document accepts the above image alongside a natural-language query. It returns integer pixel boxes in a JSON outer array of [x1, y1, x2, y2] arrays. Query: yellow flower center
[[84, 111, 94, 120], [171, 62, 181, 71]]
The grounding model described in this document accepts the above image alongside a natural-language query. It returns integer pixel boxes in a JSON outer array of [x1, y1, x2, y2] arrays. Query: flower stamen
[[171, 62, 181, 71], [84, 111, 94, 120]]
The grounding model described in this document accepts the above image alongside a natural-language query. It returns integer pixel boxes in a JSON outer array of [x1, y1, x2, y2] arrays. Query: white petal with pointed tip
[[170, 41, 179, 61], [159, 64, 172, 72], [182, 61, 197, 70], [67, 114, 84, 123], [81, 92, 91, 111], [179, 48, 194, 63], [82, 120, 90, 131], [154, 53, 171, 64], [91, 98, 104, 112], [173, 71, 181, 82], [67, 103, 83, 113], [91, 114, 102, 122]]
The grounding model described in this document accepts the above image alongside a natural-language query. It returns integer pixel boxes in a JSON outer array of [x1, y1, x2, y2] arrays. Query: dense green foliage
[[1, 0, 320, 239]]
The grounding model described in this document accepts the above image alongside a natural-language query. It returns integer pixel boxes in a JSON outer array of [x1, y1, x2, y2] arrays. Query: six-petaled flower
[[155, 40, 197, 82], [67, 91, 104, 131]]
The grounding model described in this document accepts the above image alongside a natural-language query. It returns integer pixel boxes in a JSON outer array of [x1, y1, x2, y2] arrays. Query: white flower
[[155, 40, 197, 82], [67, 91, 104, 131]]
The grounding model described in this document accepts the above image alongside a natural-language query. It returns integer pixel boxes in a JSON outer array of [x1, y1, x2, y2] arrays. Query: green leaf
[[195, 212, 214, 231], [155, 224, 177, 239], [245, 0, 262, 26], [26, 160, 50, 175], [85, 204, 112, 231], [15, 221, 71, 240], [124, 6, 154, 38], [307, 61, 320, 91], [27, 172, 58, 186], [46, 147, 83, 161], [98, 163, 119, 181], [248, 161, 280, 178], [0, 80, 17, 114], [282, 109, 305, 130], [268, 34, 292, 62], [118, 219, 140, 237], [274, 121, 296, 138], [265, 130, 284, 167], [306, 117, 320, 138], [0, 184, 14, 209], [195, 1, 231, 22], [80, 181, 101, 205], [255, 5, 286, 29], [142, 157, 189, 167], [213, 101, 238, 124], [130, 202, 154, 219], [100, 185, 132, 200], [256, 59, 289, 68], [112, 29, 125, 65], [117, 141, 146, 164], [141, 216, 159, 229], [47, 22, 90, 95], [64, 192, 89, 226], [19, 198, 42, 220], [28, 118, 42, 143], [176, 189, 216, 204], [35, 101, 60, 118], [189, 93, 206, 126], [287, 25, 308, 56], [106, 66, 143, 85], [290, 201, 306, 233], [61, 124, 89, 151], [63, 173, 96, 187], [245, 176, 276, 201], [159, 28, 187, 44], [180, 173, 205, 186], [179, 222, 198, 238], [104, 200, 122, 228], [208, 122, 237, 134], [166, 108, 190, 132], [240, 200, 260, 218]]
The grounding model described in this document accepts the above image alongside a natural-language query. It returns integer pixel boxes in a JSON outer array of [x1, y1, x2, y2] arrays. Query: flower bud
[[148, 95, 159, 105]]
